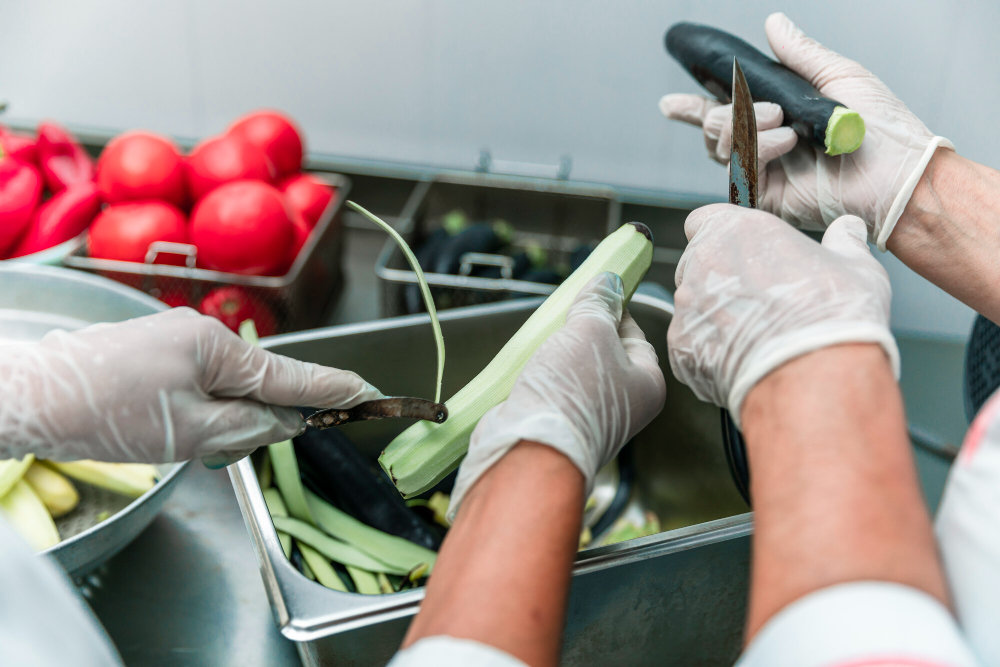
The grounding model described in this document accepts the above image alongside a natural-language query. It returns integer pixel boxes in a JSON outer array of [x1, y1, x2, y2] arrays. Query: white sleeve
[[387, 636, 529, 667], [937, 390, 1000, 667], [736, 582, 980, 667], [0, 518, 123, 666]]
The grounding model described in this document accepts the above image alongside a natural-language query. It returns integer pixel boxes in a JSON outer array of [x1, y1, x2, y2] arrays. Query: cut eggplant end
[[825, 107, 866, 156]]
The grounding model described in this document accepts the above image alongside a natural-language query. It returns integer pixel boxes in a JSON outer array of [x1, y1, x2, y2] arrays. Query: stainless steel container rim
[[0, 262, 170, 313]]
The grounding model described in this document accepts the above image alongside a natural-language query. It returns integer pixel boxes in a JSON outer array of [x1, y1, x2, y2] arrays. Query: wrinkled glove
[[0, 308, 382, 463], [668, 204, 899, 426], [448, 273, 667, 521], [659, 12, 954, 250]]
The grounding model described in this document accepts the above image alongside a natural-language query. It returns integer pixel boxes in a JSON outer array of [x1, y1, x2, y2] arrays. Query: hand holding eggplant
[[446, 273, 666, 521], [0, 308, 382, 463], [660, 12, 953, 249]]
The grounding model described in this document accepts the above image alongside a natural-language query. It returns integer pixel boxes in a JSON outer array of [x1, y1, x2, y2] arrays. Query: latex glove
[[659, 12, 954, 250], [668, 204, 899, 426], [0, 308, 382, 463], [447, 273, 666, 521]]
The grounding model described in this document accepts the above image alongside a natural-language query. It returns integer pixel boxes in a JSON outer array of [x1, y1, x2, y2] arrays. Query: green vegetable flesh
[[262, 487, 293, 559], [379, 223, 654, 497], [0, 455, 35, 499], [0, 480, 60, 551], [271, 516, 411, 575], [346, 566, 381, 595], [298, 541, 348, 592], [268, 441, 313, 525], [304, 489, 436, 574], [824, 106, 866, 156]]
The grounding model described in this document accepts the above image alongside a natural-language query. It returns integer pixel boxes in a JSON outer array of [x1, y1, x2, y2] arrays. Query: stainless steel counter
[[86, 462, 302, 667]]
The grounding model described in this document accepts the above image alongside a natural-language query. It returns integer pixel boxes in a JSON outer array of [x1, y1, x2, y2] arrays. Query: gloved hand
[[668, 204, 899, 425], [447, 273, 667, 521], [659, 12, 954, 250], [0, 308, 382, 463]]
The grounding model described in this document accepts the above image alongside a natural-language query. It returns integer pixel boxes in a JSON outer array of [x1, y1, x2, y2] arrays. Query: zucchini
[[380, 222, 654, 497], [665, 22, 865, 156], [271, 516, 411, 575], [44, 460, 157, 498], [262, 487, 294, 558], [294, 425, 441, 549], [0, 455, 35, 499], [24, 462, 78, 518], [0, 480, 60, 551]]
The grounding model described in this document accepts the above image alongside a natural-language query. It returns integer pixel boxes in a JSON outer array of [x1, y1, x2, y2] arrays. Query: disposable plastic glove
[[0, 307, 382, 463], [447, 272, 666, 521], [668, 204, 899, 426], [659, 12, 954, 250]]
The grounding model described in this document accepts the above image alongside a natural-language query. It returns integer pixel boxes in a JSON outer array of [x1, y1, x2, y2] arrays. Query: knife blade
[[722, 56, 757, 505], [729, 57, 758, 209]]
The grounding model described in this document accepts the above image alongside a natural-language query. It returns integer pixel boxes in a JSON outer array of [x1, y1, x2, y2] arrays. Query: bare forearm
[[402, 441, 584, 667], [740, 344, 948, 641], [889, 148, 1000, 324]]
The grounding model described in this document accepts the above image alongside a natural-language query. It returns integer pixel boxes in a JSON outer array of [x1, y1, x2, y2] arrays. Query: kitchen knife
[[721, 57, 756, 505]]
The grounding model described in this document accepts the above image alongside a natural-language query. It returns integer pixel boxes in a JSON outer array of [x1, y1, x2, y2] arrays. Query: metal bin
[[374, 174, 622, 316], [63, 173, 351, 335], [231, 292, 752, 666]]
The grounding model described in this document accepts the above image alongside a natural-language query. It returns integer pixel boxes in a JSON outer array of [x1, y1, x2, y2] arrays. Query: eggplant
[[665, 22, 865, 156], [405, 228, 451, 314], [520, 269, 561, 285], [473, 251, 531, 280], [293, 423, 442, 550], [433, 222, 512, 275]]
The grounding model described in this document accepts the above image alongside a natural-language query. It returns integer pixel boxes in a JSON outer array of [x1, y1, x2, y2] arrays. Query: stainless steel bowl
[[0, 264, 189, 578], [232, 293, 751, 666]]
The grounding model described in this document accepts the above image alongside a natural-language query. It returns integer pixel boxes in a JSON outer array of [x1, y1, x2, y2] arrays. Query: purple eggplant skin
[[474, 251, 531, 280], [665, 22, 845, 151], [405, 228, 452, 314], [293, 424, 442, 550], [569, 245, 593, 272]]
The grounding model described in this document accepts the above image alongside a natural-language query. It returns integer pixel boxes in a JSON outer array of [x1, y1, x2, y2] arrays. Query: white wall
[[0, 0, 988, 339]]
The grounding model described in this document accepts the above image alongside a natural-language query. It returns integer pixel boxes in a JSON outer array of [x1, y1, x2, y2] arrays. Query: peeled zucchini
[[0, 480, 60, 551], [379, 222, 654, 497]]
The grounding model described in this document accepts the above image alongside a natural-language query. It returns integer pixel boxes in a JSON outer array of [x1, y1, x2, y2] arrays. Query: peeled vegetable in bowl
[[185, 134, 274, 201], [89, 200, 188, 263], [228, 110, 304, 179], [97, 130, 187, 207], [189, 179, 294, 275]]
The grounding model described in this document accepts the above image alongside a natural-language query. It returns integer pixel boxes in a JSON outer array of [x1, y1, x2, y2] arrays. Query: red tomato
[[97, 131, 186, 207], [10, 182, 102, 257], [189, 180, 294, 276], [198, 286, 277, 337], [36, 121, 94, 193], [228, 110, 304, 179], [279, 173, 333, 229], [0, 158, 43, 257], [154, 287, 191, 308], [185, 134, 274, 201], [88, 201, 188, 264]]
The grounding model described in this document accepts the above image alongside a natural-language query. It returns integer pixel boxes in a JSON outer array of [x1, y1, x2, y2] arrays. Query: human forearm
[[889, 148, 1000, 324], [401, 441, 584, 667], [740, 343, 948, 640]]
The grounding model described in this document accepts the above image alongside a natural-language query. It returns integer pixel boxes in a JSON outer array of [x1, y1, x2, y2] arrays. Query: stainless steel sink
[[231, 293, 752, 666]]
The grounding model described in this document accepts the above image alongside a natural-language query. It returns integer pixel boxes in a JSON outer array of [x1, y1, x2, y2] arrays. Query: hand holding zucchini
[[665, 21, 864, 156]]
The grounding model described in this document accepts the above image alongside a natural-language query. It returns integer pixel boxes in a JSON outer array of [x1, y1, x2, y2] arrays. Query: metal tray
[[374, 174, 622, 316], [0, 264, 189, 578], [232, 293, 751, 666], [63, 172, 351, 335]]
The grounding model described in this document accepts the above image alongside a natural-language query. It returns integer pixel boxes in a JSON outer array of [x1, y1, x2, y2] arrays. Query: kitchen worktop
[[82, 205, 968, 666]]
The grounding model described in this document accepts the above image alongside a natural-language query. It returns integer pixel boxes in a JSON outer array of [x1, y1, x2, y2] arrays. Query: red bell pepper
[[0, 156, 43, 257], [36, 121, 94, 193], [0, 126, 38, 165], [9, 181, 101, 258]]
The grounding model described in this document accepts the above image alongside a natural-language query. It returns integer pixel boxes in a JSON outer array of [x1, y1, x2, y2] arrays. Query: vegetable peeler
[[306, 397, 448, 429]]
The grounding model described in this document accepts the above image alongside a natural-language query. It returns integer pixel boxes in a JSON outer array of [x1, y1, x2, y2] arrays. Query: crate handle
[[145, 242, 198, 269], [458, 252, 513, 280]]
